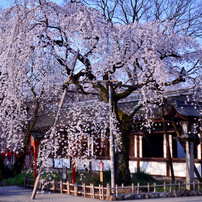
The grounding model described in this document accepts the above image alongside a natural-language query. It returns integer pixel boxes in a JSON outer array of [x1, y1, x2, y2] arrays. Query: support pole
[[72, 161, 76, 184], [186, 140, 194, 190], [109, 84, 115, 189], [161, 105, 175, 182], [33, 146, 37, 178], [31, 50, 79, 200]]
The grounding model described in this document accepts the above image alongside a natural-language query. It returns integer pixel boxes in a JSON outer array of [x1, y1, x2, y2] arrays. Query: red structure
[[0, 149, 32, 169], [72, 162, 76, 184], [0, 150, 14, 165], [30, 134, 41, 178]]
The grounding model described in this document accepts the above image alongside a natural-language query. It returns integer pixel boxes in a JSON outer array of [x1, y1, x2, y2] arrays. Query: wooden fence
[[24, 177, 202, 201]]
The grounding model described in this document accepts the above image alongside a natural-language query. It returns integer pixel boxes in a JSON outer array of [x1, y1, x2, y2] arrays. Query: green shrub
[[132, 170, 156, 185], [103, 169, 111, 185], [77, 171, 100, 186], [76, 170, 111, 186], [41, 171, 62, 181], [2, 171, 34, 186]]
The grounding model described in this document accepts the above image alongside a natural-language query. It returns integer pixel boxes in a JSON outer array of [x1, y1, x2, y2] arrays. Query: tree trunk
[[114, 121, 131, 185], [12, 99, 39, 175], [12, 125, 33, 175], [0, 155, 6, 180], [12, 152, 26, 175]]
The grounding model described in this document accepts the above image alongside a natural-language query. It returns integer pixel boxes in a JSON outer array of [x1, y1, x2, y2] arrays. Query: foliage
[[131, 170, 157, 185], [41, 171, 62, 181], [77, 171, 100, 186], [2, 171, 34, 186], [77, 170, 111, 186]]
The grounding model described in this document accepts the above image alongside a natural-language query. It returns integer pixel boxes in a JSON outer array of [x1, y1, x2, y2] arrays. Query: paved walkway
[[0, 186, 100, 202], [1, 186, 202, 202]]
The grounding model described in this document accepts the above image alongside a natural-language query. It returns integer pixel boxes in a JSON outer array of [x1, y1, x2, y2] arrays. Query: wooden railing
[[24, 177, 202, 201]]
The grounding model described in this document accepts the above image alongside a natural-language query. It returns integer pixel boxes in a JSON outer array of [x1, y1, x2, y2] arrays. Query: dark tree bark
[[0, 155, 6, 180], [12, 98, 39, 175], [115, 128, 131, 185]]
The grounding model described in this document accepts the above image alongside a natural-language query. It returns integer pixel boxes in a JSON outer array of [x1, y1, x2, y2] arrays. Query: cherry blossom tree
[[83, 0, 202, 38], [0, 0, 201, 184]]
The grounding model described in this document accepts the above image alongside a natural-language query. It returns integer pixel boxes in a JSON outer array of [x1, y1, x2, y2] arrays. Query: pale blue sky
[[0, 0, 64, 9]]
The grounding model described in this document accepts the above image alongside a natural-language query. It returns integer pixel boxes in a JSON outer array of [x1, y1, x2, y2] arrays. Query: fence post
[[154, 183, 156, 193], [90, 183, 95, 199], [28, 177, 30, 188], [164, 182, 166, 193], [132, 183, 134, 194], [83, 183, 86, 197], [52, 180, 55, 192], [39, 179, 42, 190], [116, 184, 118, 198], [122, 183, 124, 194], [106, 183, 110, 201], [45, 180, 48, 192], [198, 180, 200, 190], [102, 184, 104, 200], [169, 182, 171, 192], [66, 181, 70, 195], [193, 181, 195, 191], [99, 185, 101, 200], [178, 181, 181, 191], [60, 180, 63, 194], [74, 183, 78, 196], [147, 183, 150, 193], [137, 183, 140, 194], [24, 176, 27, 187], [175, 181, 177, 191]]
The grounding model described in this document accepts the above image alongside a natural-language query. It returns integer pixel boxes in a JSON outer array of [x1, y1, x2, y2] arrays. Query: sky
[[0, 0, 64, 9], [1, 0, 201, 46]]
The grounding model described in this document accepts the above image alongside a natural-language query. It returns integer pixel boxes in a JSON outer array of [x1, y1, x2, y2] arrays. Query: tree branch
[[129, 102, 143, 119]]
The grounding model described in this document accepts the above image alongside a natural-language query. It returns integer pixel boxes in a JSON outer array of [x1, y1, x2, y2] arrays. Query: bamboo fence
[[24, 177, 202, 201]]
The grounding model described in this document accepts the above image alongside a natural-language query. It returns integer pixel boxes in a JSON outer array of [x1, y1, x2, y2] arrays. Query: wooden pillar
[[137, 135, 140, 171], [33, 146, 37, 178], [165, 133, 170, 177], [200, 137, 202, 178], [139, 136, 142, 158], [163, 134, 167, 158], [186, 140, 194, 190], [72, 162, 76, 184], [169, 135, 173, 158], [134, 136, 137, 158]]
